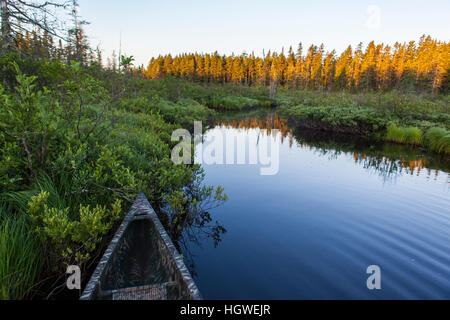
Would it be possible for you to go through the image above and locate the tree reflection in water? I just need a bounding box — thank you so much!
[214,111,450,181]
[168,110,449,277]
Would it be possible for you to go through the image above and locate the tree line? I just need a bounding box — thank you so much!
[145,36,449,94]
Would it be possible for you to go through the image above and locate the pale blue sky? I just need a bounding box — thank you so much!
[78,0,449,67]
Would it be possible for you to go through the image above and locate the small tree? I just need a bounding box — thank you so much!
[120,54,135,71]
[65,0,90,64]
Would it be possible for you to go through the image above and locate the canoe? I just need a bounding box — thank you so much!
[80,193,202,300]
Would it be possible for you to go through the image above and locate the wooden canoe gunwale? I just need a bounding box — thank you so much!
[80,193,202,300]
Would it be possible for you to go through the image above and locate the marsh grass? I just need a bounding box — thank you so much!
[0,206,44,300]
[403,127,423,145]
[5,174,70,215]
[386,125,450,154]
[386,124,423,145]
[425,128,450,154]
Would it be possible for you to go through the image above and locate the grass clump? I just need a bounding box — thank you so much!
[424,127,450,154]
[0,206,44,300]
[386,124,423,145]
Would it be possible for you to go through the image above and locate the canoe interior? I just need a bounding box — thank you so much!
[80,193,201,300]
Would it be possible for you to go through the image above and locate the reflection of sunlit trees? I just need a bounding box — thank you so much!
[358,154,441,183]
[355,156,447,182]
[217,113,295,147]
[282,124,448,180]
[312,142,446,180]
[313,141,446,180]
[215,113,449,181]
[353,155,432,178]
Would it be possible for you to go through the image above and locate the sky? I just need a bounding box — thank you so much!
[77,0,449,67]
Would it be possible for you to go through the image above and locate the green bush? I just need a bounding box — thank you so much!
[209,95,258,110]
[153,98,213,126]
[435,134,450,154]
[277,88,449,130]
[281,104,387,134]
[27,190,123,271]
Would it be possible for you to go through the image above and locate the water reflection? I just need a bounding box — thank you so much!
[214,111,450,182]
[184,110,450,299]
[158,175,228,277]
[216,111,295,147]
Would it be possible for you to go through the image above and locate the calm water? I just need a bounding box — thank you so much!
[182,112,450,300]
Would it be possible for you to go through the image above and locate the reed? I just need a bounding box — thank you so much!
[0,207,44,300]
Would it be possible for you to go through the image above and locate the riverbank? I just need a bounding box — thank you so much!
[180,81,450,154]
[280,104,449,155]
[273,89,449,154]
[148,78,449,154]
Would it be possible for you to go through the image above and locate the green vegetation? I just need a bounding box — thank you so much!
[281,104,386,134]
[146,36,449,95]
[387,124,423,145]
[279,89,449,128]
[0,50,447,300]
[278,89,449,154]
[424,127,450,154]
[0,54,226,299]
[210,95,259,110]
[0,0,448,300]
[0,203,44,300]
[209,95,273,110]
[142,77,275,111]
[382,124,449,154]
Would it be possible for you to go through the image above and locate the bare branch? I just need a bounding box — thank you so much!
[2,0,72,51]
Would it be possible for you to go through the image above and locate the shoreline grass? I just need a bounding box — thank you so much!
[0,207,44,300]
[384,125,450,154]
[424,127,450,154]
[386,124,423,146]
